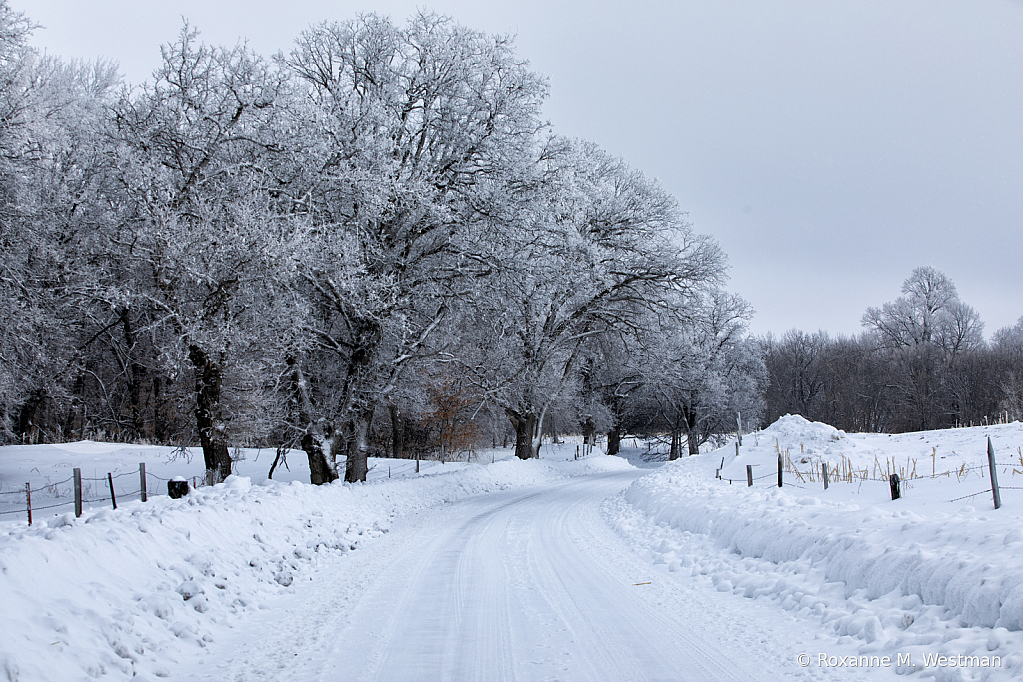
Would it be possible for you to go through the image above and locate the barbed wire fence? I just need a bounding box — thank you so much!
[0,464,189,526]
[0,454,436,525]
[718,437,1020,510]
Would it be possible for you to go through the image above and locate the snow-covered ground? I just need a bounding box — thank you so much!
[605,416,1023,681]
[0,440,494,522]
[1,419,1022,681]
[0,440,627,681]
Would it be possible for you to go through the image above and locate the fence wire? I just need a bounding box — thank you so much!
[949,489,993,503]
[720,457,1021,505]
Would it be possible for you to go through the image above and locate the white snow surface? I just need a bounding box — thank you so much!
[2,418,1022,681]
[0,446,628,681]
[605,415,1023,681]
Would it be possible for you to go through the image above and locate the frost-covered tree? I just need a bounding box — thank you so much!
[862,266,984,430]
[462,137,724,459]
[109,26,295,478]
[281,13,547,481]
[992,318,1023,422]
[638,290,765,458]
[0,2,124,442]
[862,266,985,364]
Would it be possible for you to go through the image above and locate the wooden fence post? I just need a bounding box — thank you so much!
[889,473,901,500]
[73,468,82,517]
[822,462,829,490]
[988,437,1002,510]
[139,463,147,503]
[735,442,739,458]
[25,483,31,526]
[747,465,753,487]
[107,473,117,510]
[777,453,783,488]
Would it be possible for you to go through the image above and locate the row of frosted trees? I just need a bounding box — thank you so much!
[1,4,767,481]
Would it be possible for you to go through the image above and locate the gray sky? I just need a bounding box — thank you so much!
[18,0,1023,338]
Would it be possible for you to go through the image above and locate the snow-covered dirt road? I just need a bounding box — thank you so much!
[169,469,891,682]
[6,425,1020,681]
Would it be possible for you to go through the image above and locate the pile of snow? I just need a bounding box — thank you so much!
[605,417,1023,681]
[763,413,845,445]
[0,450,630,681]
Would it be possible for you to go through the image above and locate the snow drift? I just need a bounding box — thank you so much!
[606,416,1023,681]
[0,454,631,681]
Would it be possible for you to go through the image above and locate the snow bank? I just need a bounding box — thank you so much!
[605,417,1023,681]
[0,454,630,681]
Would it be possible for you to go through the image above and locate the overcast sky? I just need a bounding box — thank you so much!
[17,0,1023,338]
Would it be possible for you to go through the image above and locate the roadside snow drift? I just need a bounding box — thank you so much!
[606,416,1023,681]
[0,454,630,682]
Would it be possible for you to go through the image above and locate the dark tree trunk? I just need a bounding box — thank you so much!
[388,402,403,459]
[188,345,232,481]
[581,417,595,447]
[344,407,374,482]
[507,408,540,460]
[120,309,146,439]
[607,427,621,457]
[304,432,337,485]
[152,376,167,443]
[287,357,338,485]
[683,408,701,456]
[668,429,681,461]
[15,391,44,444]
[65,374,85,440]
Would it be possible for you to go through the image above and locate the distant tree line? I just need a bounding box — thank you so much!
[762,266,1022,433]
[0,3,767,481]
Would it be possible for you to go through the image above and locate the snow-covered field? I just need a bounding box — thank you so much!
[0,440,495,522]
[605,416,1023,681]
[2,418,1022,681]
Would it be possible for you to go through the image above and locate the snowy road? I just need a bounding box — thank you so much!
[172,469,888,682]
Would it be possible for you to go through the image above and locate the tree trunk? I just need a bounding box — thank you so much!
[684,408,701,456]
[607,427,621,457]
[120,309,146,439]
[304,432,337,485]
[388,402,403,459]
[344,407,374,482]
[188,345,232,481]
[152,376,167,443]
[15,392,43,444]
[507,408,542,460]
[668,429,681,461]
[288,357,338,485]
[581,417,595,447]
[65,374,85,440]
[531,404,547,458]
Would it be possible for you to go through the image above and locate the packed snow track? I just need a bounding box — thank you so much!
[174,470,766,682]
